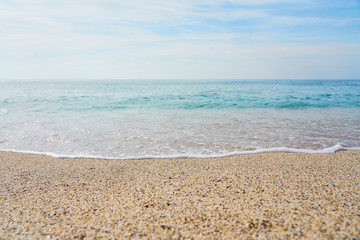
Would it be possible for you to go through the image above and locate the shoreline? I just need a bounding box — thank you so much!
[1,150,359,238]
[0,144,357,160]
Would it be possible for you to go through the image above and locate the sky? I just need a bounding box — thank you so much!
[0,0,360,80]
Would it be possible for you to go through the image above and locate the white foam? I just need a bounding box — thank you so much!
[0,145,358,160]
[0,109,8,114]
[1,108,359,160]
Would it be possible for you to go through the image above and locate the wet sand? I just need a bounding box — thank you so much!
[1,150,359,239]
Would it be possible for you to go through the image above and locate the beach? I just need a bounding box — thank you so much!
[2,0,360,237]
[1,150,359,239]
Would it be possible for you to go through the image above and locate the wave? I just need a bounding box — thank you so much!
[1,145,359,160]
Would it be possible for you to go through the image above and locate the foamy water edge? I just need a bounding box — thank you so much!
[1,145,359,160]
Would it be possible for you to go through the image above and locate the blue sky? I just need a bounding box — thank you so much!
[0,0,359,79]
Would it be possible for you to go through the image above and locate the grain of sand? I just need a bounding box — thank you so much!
[1,150,359,239]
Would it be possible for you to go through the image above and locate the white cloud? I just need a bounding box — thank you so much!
[2,40,359,79]
[0,0,359,79]
[269,16,328,26]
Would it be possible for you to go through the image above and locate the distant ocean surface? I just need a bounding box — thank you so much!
[0,80,359,159]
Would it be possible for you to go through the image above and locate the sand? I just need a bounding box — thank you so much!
[0,150,359,239]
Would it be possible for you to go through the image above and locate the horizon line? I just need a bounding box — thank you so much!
[1,78,359,81]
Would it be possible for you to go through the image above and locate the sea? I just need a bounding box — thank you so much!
[0,80,359,159]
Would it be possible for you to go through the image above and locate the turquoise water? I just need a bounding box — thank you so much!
[2,80,360,111]
[0,80,359,158]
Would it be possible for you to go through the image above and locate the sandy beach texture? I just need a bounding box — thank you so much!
[1,151,359,239]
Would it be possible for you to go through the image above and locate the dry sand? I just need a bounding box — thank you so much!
[0,150,359,239]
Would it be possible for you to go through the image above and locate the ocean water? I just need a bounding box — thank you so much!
[0,80,359,159]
